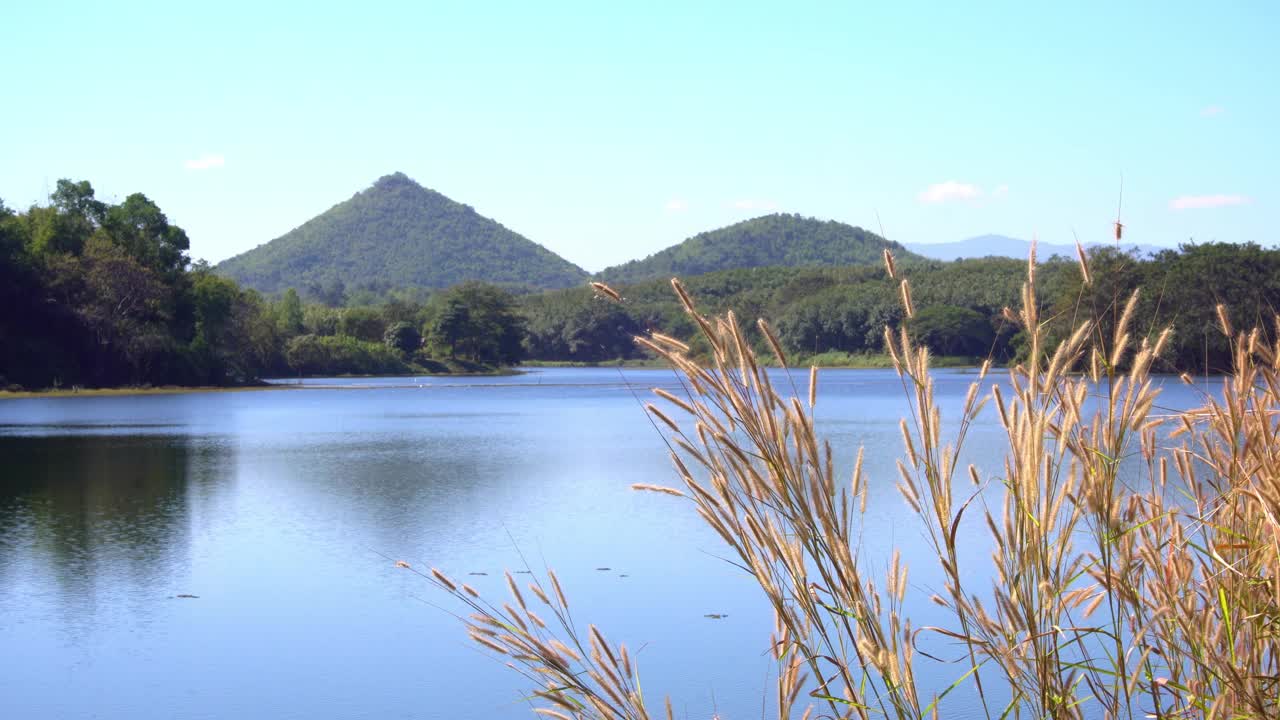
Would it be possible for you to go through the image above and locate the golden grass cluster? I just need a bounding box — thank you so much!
[417,245,1280,719]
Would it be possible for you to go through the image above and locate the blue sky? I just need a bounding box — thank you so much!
[1,1,1275,271]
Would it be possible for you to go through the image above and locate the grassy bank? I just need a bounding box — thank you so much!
[1,363,520,399]
[796,350,980,368]
[523,354,981,370]
[519,358,669,369]
[0,384,289,400]
[411,358,519,375]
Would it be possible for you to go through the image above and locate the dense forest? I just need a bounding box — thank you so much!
[216,172,588,298]
[597,214,920,284]
[3,178,1277,391]
[0,182,528,389]
[526,259,1051,365]
[0,180,271,389]
[532,244,1280,374]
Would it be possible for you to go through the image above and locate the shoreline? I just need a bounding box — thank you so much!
[522,355,985,370]
[519,359,669,369]
[0,368,525,399]
[0,384,291,400]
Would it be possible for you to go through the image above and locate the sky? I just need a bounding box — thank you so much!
[1,1,1276,272]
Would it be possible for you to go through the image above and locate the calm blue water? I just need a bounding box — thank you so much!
[0,368,1216,719]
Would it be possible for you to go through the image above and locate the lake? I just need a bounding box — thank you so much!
[0,367,1215,719]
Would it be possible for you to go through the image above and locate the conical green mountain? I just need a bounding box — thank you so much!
[216,173,588,294]
[597,214,920,284]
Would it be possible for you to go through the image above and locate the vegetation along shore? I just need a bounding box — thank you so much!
[4,173,1277,393]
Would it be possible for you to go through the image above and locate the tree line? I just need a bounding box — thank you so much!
[522,244,1280,374]
[0,181,528,389]
[3,179,1276,390]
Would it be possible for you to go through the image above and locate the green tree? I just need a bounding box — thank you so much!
[522,289,644,361]
[431,298,472,359]
[51,179,107,225]
[102,193,190,275]
[0,179,287,388]
[338,306,386,342]
[303,305,341,336]
[426,282,526,365]
[68,236,173,383]
[185,271,279,384]
[17,180,107,258]
[1150,242,1280,371]
[383,321,422,357]
[558,301,641,361]
[277,288,305,336]
[25,204,92,256]
[285,334,407,376]
[380,297,423,326]
[907,305,996,356]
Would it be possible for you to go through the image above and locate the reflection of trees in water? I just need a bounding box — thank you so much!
[0,435,235,626]
[247,431,537,556]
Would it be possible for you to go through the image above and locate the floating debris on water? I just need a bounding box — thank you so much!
[174,594,199,599]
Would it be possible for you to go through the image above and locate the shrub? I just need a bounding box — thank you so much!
[906,304,993,356]
[284,334,407,376]
[337,306,386,343]
[383,321,421,357]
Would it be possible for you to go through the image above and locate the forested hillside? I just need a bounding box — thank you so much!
[597,214,920,284]
[523,243,1280,373]
[525,258,1051,364]
[216,173,588,298]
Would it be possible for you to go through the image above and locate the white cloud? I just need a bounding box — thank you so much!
[664,198,688,212]
[1169,194,1251,210]
[184,153,225,170]
[918,181,982,204]
[1200,105,1225,117]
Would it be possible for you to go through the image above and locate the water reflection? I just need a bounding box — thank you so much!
[0,370,1228,720]
[0,436,235,629]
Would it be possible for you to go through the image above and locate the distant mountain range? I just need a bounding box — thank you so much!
[216,173,589,295]
[216,175,1174,298]
[597,214,918,284]
[905,234,1163,262]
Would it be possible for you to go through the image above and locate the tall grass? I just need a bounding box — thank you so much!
[415,246,1280,719]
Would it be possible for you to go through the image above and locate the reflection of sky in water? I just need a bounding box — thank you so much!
[0,368,1223,719]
